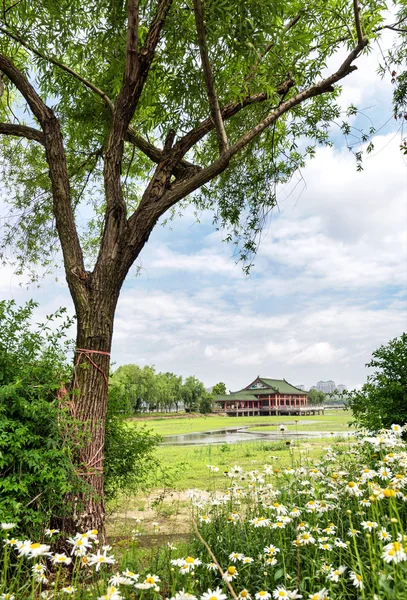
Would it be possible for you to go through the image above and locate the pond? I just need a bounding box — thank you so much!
[161,424,354,446]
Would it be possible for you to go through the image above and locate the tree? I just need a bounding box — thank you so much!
[181,376,206,412]
[212,382,227,396]
[0,0,390,531]
[347,334,407,431]
[308,389,326,405]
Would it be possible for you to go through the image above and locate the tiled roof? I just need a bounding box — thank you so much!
[215,378,308,401]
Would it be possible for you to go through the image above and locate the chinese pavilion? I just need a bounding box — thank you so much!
[215,377,310,416]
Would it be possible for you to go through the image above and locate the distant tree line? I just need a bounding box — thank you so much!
[307,389,348,405]
[109,365,219,414]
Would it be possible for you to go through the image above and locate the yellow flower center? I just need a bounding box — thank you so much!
[228,566,236,575]
[145,577,155,584]
[185,557,195,564]
[384,488,396,497]
[209,596,217,600]
[30,543,41,549]
[240,591,248,598]
[348,482,355,488]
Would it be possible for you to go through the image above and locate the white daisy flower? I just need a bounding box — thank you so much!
[382,541,407,564]
[229,552,244,562]
[52,553,72,565]
[88,550,115,571]
[255,592,271,600]
[201,587,227,600]
[308,590,329,600]
[44,529,59,537]
[361,520,378,531]
[222,565,238,582]
[349,572,364,589]
[171,590,198,600]
[1,524,16,531]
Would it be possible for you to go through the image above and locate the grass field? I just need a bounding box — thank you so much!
[109,410,355,536]
[129,409,353,436]
[152,435,350,489]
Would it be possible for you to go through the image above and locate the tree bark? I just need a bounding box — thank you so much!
[59,274,120,535]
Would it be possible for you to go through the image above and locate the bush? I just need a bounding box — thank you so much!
[0,300,81,537]
[0,300,161,536]
[104,388,161,503]
[347,333,407,431]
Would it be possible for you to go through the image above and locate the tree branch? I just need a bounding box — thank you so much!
[0,23,195,175]
[0,53,85,283]
[193,0,228,154]
[159,39,368,210]
[171,79,294,162]
[0,122,44,144]
[100,0,173,265]
[353,0,363,45]
[245,11,302,84]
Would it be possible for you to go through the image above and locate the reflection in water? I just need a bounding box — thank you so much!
[161,426,353,446]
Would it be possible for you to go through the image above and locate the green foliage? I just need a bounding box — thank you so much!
[110,364,207,413]
[0,300,81,537]
[0,0,389,272]
[308,388,326,405]
[104,387,162,503]
[212,382,227,396]
[181,375,206,412]
[198,392,213,414]
[347,333,407,431]
[0,301,163,532]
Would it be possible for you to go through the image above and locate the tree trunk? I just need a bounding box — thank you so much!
[59,276,119,536]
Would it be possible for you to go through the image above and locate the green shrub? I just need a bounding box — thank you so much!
[0,300,162,535]
[0,300,81,537]
[104,388,161,503]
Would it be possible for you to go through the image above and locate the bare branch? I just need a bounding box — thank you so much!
[0,53,85,279]
[353,0,364,45]
[0,122,44,144]
[193,0,228,154]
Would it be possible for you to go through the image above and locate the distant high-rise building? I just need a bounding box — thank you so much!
[336,384,347,394]
[296,384,306,391]
[316,380,336,394]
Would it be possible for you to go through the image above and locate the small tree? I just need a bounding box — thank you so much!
[212,382,227,396]
[308,389,326,405]
[347,334,407,431]
[181,375,206,412]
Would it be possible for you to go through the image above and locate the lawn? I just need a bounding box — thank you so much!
[128,409,353,437]
[151,435,351,490]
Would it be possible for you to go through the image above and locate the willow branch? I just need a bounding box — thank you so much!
[353,0,363,44]
[245,11,302,84]
[160,39,368,209]
[0,53,85,278]
[193,0,228,154]
[0,122,44,144]
[0,22,195,174]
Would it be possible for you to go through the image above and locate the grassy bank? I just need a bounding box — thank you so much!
[128,409,352,437]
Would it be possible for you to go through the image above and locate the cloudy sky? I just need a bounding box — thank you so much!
[1,30,406,392]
